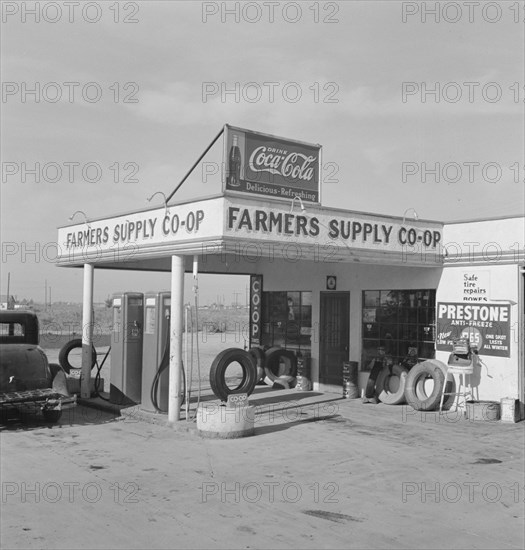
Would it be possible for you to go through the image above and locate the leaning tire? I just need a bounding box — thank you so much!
[377,365,408,405]
[375,367,389,398]
[415,359,456,410]
[264,347,297,383]
[248,347,266,384]
[404,360,446,411]
[209,348,258,401]
[365,361,384,399]
[59,339,96,373]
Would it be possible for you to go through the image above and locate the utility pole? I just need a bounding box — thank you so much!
[6,272,10,310]
[45,279,48,309]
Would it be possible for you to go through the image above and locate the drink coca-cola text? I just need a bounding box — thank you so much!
[248,146,316,182]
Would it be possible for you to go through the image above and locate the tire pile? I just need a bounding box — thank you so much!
[209,346,298,402]
[366,359,455,411]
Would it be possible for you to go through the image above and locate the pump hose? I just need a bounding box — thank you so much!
[93,346,111,401]
[189,289,202,421]
[150,324,186,413]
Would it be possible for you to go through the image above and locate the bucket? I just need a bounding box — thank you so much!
[296,355,312,391]
[500,398,518,423]
[343,361,359,399]
[466,400,500,422]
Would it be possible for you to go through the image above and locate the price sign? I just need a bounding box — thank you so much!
[226,393,248,407]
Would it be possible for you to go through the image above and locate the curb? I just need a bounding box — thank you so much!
[78,396,199,432]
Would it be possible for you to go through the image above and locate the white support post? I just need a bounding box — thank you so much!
[169,255,185,423]
[81,264,94,399]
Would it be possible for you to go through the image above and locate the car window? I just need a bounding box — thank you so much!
[0,322,25,338]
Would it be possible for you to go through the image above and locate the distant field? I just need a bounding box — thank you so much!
[45,332,248,389]
[39,333,111,350]
[34,301,249,390]
[33,302,248,350]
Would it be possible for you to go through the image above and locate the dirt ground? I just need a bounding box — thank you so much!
[2,333,524,549]
[1,387,524,550]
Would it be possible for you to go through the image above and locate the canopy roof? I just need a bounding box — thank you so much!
[57,194,444,272]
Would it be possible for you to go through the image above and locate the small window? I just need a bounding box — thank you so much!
[261,291,312,354]
[0,322,24,337]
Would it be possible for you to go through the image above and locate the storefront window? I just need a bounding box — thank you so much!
[361,289,436,371]
[261,291,312,354]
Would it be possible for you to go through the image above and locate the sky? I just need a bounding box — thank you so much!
[1,0,524,303]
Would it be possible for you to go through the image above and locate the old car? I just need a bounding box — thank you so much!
[0,310,76,423]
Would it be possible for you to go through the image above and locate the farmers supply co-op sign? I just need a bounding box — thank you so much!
[223,125,321,203]
[57,195,443,267]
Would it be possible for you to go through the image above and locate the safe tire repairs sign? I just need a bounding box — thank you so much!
[436,302,511,357]
[223,125,321,203]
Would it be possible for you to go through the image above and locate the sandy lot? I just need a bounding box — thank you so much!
[2,333,524,549]
[1,385,524,550]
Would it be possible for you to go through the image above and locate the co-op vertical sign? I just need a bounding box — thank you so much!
[223,124,321,203]
[250,275,263,347]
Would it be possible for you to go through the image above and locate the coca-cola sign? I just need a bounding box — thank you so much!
[224,125,320,203]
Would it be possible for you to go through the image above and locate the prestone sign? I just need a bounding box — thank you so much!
[436,302,511,357]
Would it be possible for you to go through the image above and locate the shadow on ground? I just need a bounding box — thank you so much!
[0,404,118,432]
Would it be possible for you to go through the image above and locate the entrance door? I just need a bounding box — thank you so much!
[320,292,350,386]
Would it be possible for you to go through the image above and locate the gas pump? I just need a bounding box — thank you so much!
[141,291,171,412]
[109,292,144,405]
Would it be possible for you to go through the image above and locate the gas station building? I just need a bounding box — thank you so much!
[56,126,525,422]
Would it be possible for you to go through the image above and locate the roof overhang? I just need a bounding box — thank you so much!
[56,195,445,271]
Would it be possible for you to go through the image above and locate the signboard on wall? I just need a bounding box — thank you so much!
[56,197,224,265]
[249,275,263,346]
[436,302,510,358]
[462,271,490,302]
[225,201,443,256]
[223,125,321,203]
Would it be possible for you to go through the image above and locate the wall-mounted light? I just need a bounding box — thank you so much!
[147,191,170,218]
[69,210,91,229]
[402,207,419,225]
[290,195,305,213]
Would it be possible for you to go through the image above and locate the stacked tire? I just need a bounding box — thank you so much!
[369,359,453,411]
[404,359,455,411]
[263,347,297,388]
[376,364,408,405]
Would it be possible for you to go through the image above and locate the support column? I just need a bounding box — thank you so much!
[81,264,94,399]
[169,255,185,423]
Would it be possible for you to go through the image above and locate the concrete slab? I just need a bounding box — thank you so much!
[1,391,523,550]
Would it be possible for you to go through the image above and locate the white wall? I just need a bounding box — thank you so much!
[436,263,521,401]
